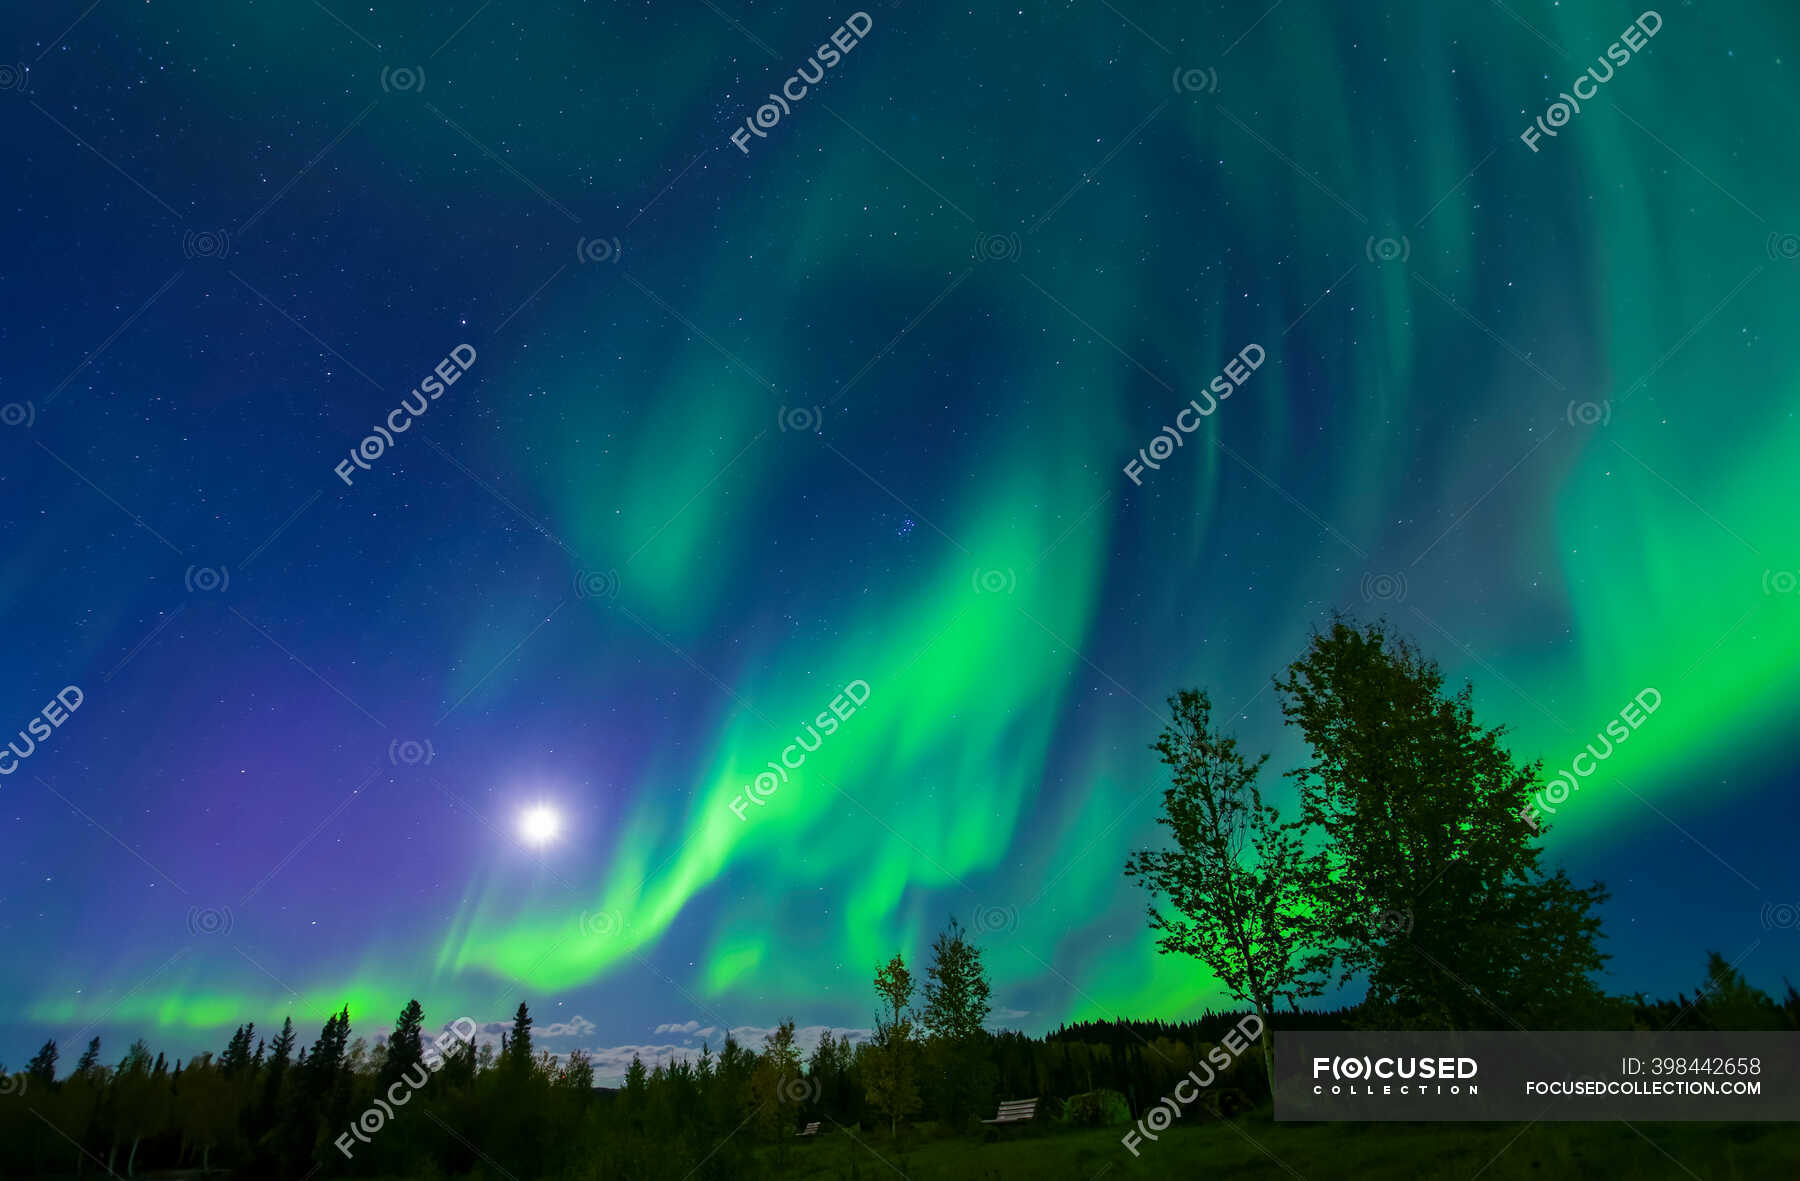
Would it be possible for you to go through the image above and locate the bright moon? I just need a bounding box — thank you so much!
[518,804,562,846]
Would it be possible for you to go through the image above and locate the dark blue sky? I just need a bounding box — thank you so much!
[3,0,1797,1076]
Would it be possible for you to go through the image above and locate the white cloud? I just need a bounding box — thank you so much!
[536,1016,598,1039]
[652,1020,715,1037]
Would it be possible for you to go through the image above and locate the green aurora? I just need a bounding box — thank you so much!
[12,0,1799,1058]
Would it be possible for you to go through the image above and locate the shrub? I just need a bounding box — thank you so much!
[1059,1089,1130,1127]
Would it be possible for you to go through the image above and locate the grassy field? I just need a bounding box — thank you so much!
[761,1115,1800,1179]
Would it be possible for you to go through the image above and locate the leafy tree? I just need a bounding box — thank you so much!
[920,918,992,1040]
[110,1040,164,1177]
[74,1036,103,1077]
[874,954,914,1035]
[344,1035,370,1077]
[806,1029,856,1121]
[560,1048,595,1090]
[1125,688,1327,1089]
[1276,616,1609,1027]
[866,954,922,1137]
[177,1053,232,1175]
[750,1019,804,1142]
[920,918,998,1127]
[806,1027,839,1086]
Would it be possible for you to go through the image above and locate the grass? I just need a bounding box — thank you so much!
[761,1114,1800,1179]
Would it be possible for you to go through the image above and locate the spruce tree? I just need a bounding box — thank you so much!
[26,1038,59,1084]
[504,1001,533,1074]
[220,1024,255,1075]
[381,999,426,1087]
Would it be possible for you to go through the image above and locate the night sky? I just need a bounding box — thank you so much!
[4,0,1797,1080]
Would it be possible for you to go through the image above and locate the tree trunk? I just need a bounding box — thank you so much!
[1258,1007,1276,1099]
[128,1135,140,1178]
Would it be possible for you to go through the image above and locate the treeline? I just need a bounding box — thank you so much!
[0,917,1283,1179]
[4,947,1796,1180]
[0,916,1196,1179]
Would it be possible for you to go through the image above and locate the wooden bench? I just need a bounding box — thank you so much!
[795,1121,822,1137]
[980,1098,1038,1125]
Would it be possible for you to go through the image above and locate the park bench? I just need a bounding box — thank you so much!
[796,1121,821,1137]
[980,1098,1039,1125]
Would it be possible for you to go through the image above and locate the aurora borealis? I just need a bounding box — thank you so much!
[4,0,1798,1077]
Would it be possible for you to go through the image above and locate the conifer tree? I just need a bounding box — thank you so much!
[382,999,426,1087]
[26,1038,59,1085]
[504,1001,534,1074]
